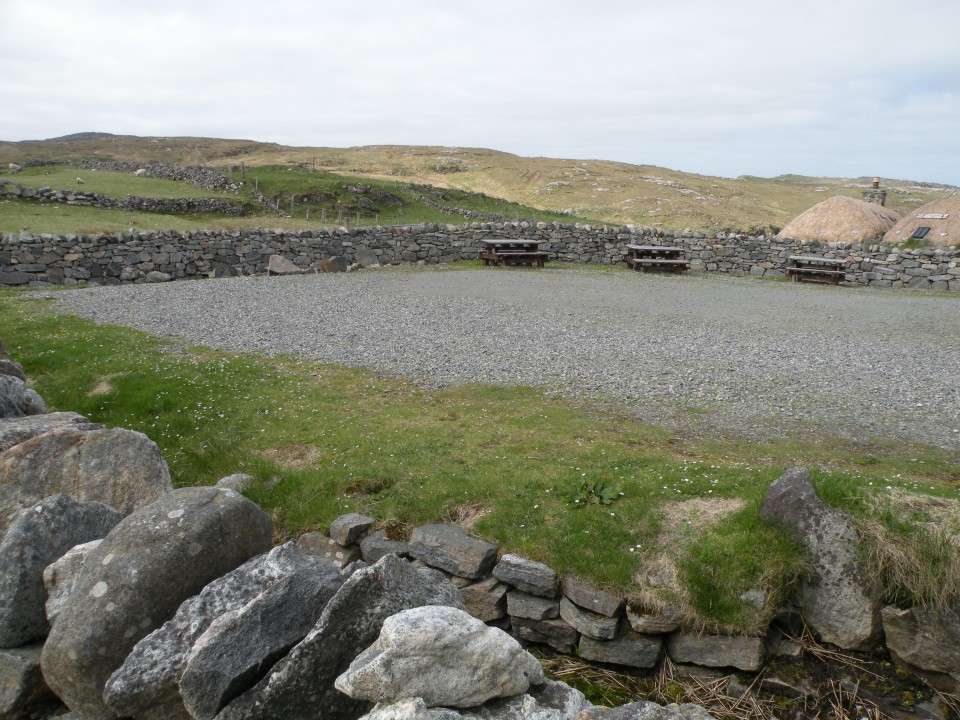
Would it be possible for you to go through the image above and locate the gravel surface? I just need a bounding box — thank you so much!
[35,267,960,452]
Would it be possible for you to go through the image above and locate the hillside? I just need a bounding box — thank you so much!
[1,133,956,232]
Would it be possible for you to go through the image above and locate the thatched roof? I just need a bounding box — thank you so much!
[778,195,901,243]
[883,197,960,247]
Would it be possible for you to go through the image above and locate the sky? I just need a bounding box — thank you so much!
[2,1,959,184]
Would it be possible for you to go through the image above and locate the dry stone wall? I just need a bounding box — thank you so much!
[0,181,243,217]
[1,222,959,291]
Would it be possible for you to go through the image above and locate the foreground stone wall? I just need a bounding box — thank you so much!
[2,222,959,291]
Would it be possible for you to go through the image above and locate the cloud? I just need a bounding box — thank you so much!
[1,0,958,183]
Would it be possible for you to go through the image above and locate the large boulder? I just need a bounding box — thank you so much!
[0,375,44,419]
[216,554,464,720]
[0,494,120,648]
[0,412,102,453]
[0,358,26,381]
[104,542,342,720]
[759,467,882,650]
[335,605,544,708]
[881,605,960,693]
[40,487,272,719]
[0,427,172,533]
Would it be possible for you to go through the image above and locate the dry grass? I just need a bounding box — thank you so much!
[259,444,321,469]
[86,375,116,397]
[633,498,746,619]
[444,501,491,530]
[777,195,900,243]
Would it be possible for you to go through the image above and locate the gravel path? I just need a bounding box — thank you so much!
[35,267,960,452]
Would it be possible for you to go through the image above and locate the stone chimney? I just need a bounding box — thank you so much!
[862,176,886,206]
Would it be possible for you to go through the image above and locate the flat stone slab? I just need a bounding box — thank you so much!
[560,596,619,640]
[667,631,765,672]
[510,616,578,653]
[626,606,684,634]
[493,554,557,597]
[561,577,623,617]
[507,591,559,621]
[579,627,662,669]
[408,524,498,579]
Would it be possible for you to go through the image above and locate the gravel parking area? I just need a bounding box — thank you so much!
[37,267,960,452]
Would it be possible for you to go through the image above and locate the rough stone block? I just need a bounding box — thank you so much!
[510,616,578,653]
[329,513,375,546]
[459,576,508,622]
[408,524,498,579]
[578,627,662,668]
[667,631,765,672]
[559,596,619,640]
[297,531,361,568]
[507,591,559,620]
[493,553,557,597]
[561,576,623,617]
[359,529,411,563]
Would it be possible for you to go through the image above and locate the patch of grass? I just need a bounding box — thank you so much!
[1,290,957,632]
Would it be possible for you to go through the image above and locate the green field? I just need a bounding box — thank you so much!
[3,289,957,635]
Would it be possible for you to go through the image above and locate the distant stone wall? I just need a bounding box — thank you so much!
[20,159,236,191]
[1,222,958,291]
[0,181,243,217]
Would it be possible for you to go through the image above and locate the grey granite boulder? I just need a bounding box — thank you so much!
[493,554,558,597]
[0,427,172,534]
[0,412,102,453]
[43,539,102,626]
[881,604,960,693]
[179,559,346,719]
[335,605,544,708]
[355,248,381,268]
[267,254,303,275]
[409,524,499,579]
[357,679,594,720]
[0,494,120,648]
[215,554,464,720]
[0,643,61,719]
[104,542,340,720]
[41,487,272,719]
[0,375,44,419]
[759,467,882,650]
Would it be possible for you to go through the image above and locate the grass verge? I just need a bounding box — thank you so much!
[1,289,957,633]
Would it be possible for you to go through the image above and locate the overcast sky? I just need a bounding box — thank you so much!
[2,1,958,184]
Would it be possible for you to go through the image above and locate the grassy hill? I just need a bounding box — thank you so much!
[1,133,956,233]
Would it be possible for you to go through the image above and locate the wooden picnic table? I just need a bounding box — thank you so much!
[786,255,847,285]
[479,239,551,267]
[624,245,690,273]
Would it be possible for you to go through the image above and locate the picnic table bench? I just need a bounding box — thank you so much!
[624,245,690,273]
[480,239,551,267]
[786,255,847,285]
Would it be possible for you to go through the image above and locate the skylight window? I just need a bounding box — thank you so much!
[912,226,930,239]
